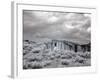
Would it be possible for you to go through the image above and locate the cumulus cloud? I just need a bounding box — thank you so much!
[23,10,91,44]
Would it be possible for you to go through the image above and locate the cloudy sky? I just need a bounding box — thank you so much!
[23,10,91,44]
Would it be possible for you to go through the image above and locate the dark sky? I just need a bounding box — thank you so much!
[23,10,91,44]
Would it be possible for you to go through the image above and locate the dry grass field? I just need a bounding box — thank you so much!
[23,40,91,69]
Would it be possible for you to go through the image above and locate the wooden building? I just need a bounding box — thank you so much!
[45,40,90,52]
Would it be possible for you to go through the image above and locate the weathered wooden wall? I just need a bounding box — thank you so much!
[45,40,90,52]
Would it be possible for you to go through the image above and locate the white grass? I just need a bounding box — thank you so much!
[23,40,91,69]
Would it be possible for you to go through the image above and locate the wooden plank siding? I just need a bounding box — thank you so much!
[45,40,90,52]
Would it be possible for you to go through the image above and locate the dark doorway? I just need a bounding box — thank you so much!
[55,43,57,47]
[75,45,77,52]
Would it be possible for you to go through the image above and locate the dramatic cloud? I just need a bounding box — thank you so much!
[23,10,91,44]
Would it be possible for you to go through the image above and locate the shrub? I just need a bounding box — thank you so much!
[55,53,61,58]
[43,60,52,67]
[71,54,76,57]
[23,50,29,55]
[31,65,43,69]
[50,56,55,60]
[61,54,72,59]
[28,58,35,62]
[44,49,50,53]
[75,58,85,64]
[23,61,31,69]
[23,63,28,69]
[32,50,40,53]
[23,65,28,69]
[61,59,69,65]
[29,62,43,69]
[79,52,91,59]
[26,54,43,62]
